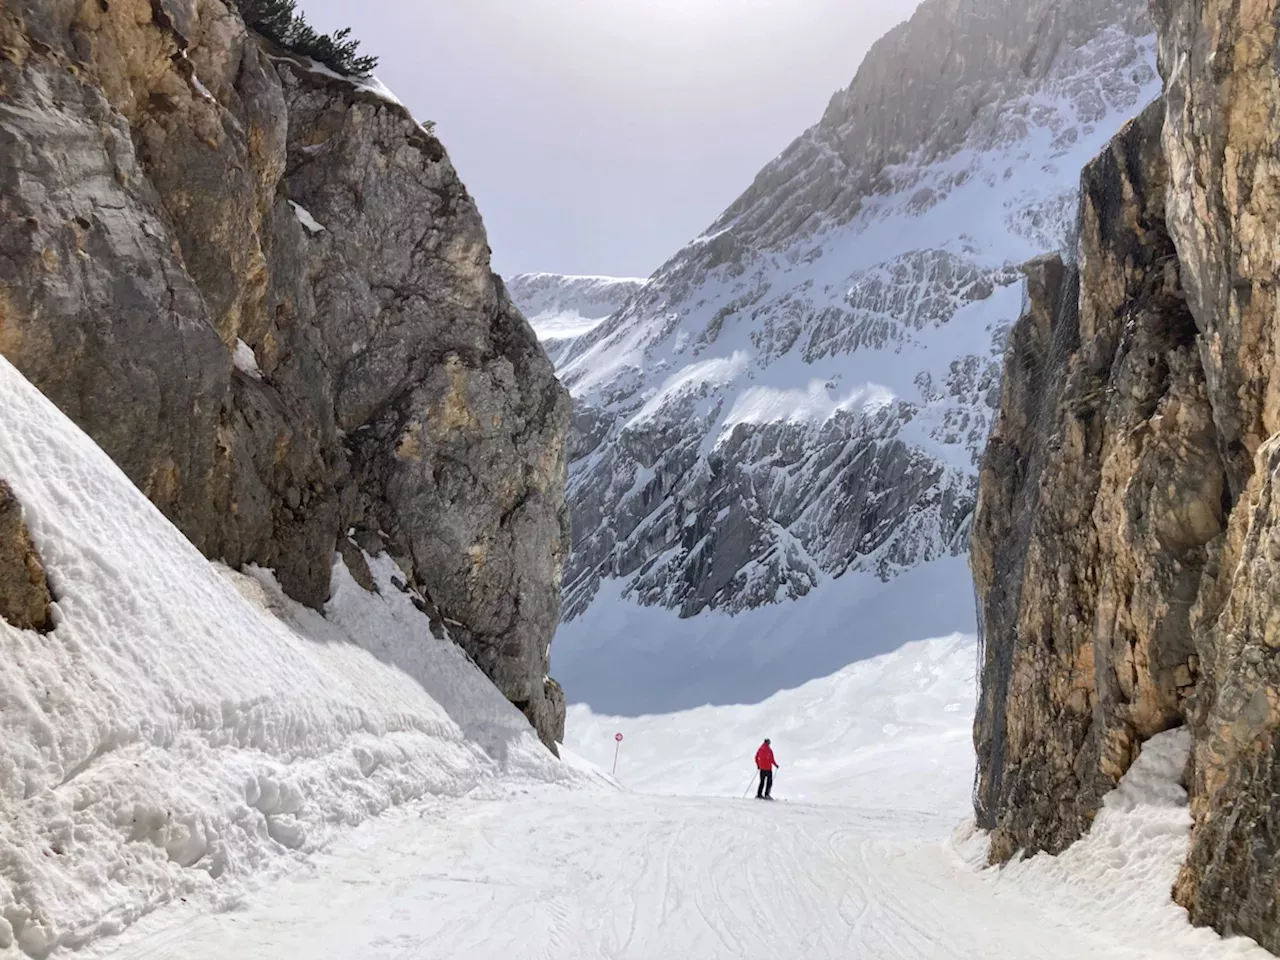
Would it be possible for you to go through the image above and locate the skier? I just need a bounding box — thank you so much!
[755,738,779,799]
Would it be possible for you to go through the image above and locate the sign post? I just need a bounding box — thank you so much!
[612,732,623,775]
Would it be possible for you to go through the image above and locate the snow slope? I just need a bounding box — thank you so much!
[0,355,582,957]
[566,632,977,810]
[96,644,1269,960]
[507,0,1160,714]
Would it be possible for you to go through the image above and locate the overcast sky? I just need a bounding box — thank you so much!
[297,0,920,279]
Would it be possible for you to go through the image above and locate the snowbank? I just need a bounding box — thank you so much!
[956,729,1270,958]
[0,356,580,956]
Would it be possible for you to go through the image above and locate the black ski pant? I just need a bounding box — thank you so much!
[757,769,773,798]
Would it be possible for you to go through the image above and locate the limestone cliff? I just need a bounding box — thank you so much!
[974,0,1280,949]
[973,98,1211,855]
[0,0,570,749]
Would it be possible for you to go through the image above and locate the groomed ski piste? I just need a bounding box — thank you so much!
[0,354,1268,959]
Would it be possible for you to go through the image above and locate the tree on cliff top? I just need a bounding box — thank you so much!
[234,0,379,78]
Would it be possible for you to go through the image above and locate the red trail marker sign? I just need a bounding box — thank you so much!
[612,732,623,775]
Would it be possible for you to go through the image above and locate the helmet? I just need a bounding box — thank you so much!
[764,738,771,744]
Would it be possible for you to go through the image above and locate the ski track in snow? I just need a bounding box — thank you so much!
[100,794,1045,960]
[96,683,1269,960]
[99,735,1269,960]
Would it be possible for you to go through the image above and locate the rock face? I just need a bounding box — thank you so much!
[0,0,570,748]
[509,0,1157,708]
[1157,0,1280,944]
[973,99,1213,859]
[974,0,1280,948]
[0,481,52,633]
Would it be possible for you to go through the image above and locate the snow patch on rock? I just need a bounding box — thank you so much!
[232,339,262,379]
[288,200,326,234]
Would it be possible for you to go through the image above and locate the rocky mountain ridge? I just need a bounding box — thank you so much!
[0,0,569,748]
[972,0,1280,950]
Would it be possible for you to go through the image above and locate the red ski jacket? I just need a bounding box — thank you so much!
[755,743,776,770]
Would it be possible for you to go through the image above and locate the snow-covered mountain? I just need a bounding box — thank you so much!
[505,274,647,365]
[510,0,1159,713]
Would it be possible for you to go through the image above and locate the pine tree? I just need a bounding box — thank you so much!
[234,0,378,78]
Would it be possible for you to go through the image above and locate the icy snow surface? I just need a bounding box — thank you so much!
[97,643,1268,960]
[0,356,580,957]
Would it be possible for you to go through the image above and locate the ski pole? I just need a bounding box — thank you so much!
[743,775,755,799]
